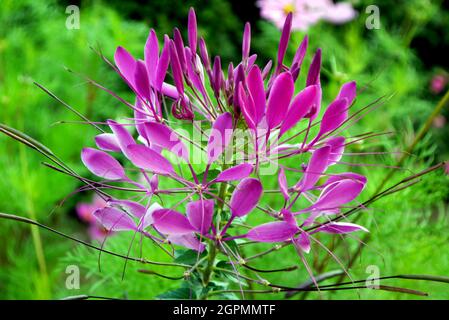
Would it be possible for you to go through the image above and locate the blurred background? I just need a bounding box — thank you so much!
[1,0,449,299]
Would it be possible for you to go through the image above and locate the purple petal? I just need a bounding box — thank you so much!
[325,172,367,187]
[126,144,174,175]
[312,179,365,210]
[337,81,357,106]
[81,148,126,180]
[107,120,135,156]
[134,60,151,100]
[295,232,311,253]
[169,40,185,95]
[262,60,273,79]
[155,35,171,91]
[212,56,222,96]
[292,35,308,68]
[278,167,289,201]
[279,85,318,137]
[266,72,294,130]
[297,146,331,191]
[152,209,196,234]
[141,202,162,229]
[186,199,214,234]
[144,29,159,85]
[326,136,346,166]
[108,199,147,219]
[207,112,233,164]
[230,178,263,217]
[93,207,136,231]
[94,133,121,152]
[238,83,256,129]
[247,221,298,243]
[173,28,187,73]
[168,234,205,252]
[150,174,159,192]
[276,13,292,72]
[144,122,189,161]
[314,98,349,141]
[215,163,253,182]
[315,222,368,234]
[114,46,136,86]
[306,49,322,86]
[247,65,266,125]
[188,8,198,55]
[242,22,251,61]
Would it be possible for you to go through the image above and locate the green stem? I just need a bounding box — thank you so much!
[202,240,217,289]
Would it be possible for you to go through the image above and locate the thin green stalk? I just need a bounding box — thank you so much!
[19,138,50,299]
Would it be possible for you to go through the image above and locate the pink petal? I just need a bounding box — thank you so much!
[126,144,174,175]
[312,179,365,210]
[314,98,348,141]
[242,22,251,61]
[326,136,346,166]
[144,122,189,161]
[323,3,357,24]
[168,234,205,252]
[207,112,233,164]
[297,146,331,192]
[93,207,136,231]
[325,172,367,187]
[337,81,357,106]
[186,199,214,234]
[215,163,253,182]
[188,8,198,55]
[153,35,170,91]
[152,209,196,234]
[306,49,321,86]
[114,46,136,87]
[292,35,308,69]
[107,120,135,156]
[266,72,294,130]
[134,60,151,100]
[247,65,266,125]
[238,83,257,129]
[247,221,298,243]
[279,85,318,137]
[278,167,289,201]
[94,133,121,152]
[230,178,263,217]
[276,12,292,71]
[108,199,146,219]
[295,232,311,253]
[144,29,159,86]
[315,222,368,234]
[81,148,126,180]
[141,202,162,229]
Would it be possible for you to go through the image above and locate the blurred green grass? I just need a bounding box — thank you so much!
[1,0,449,299]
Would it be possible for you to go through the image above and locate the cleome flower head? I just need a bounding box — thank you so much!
[80,8,368,260]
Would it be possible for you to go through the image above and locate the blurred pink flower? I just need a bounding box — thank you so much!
[76,195,110,241]
[430,74,448,94]
[257,0,357,30]
[433,115,446,128]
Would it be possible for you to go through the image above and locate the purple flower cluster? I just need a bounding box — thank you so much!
[81,9,368,255]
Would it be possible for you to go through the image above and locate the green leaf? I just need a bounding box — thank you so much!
[157,287,197,300]
[197,169,220,184]
[174,249,207,266]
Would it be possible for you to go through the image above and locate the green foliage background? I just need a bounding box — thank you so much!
[0,0,448,299]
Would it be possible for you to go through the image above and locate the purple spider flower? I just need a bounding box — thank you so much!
[79,8,368,258]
